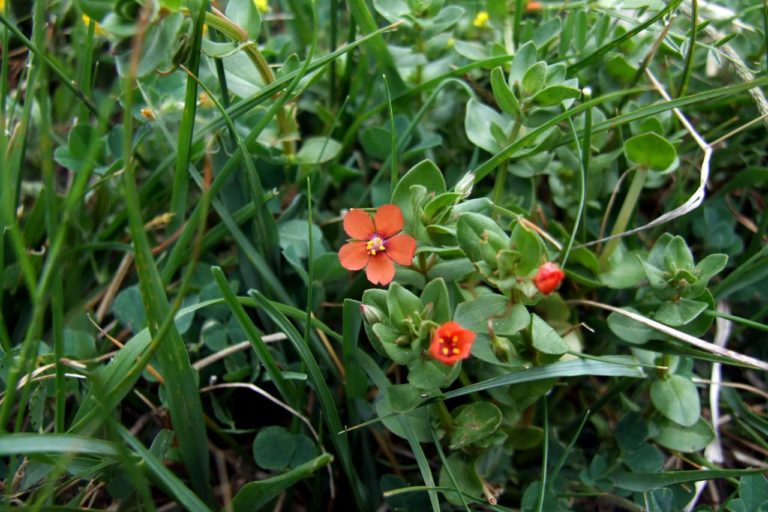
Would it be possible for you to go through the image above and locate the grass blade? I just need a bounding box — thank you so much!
[248,289,367,508]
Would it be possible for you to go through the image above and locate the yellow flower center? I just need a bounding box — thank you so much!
[254,0,270,13]
[437,335,461,356]
[366,235,386,256]
[473,11,489,28]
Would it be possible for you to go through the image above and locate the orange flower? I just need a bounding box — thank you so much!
[338,204,416,286]
[429,321,476,365]
[534,261,564,295]
[526,1,543,13]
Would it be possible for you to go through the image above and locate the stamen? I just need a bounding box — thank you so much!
[366,235,387,255]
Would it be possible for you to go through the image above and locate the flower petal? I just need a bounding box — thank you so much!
[429,321,476,365]
[343,209,375,240]
[365,254,395,285]
[338,242,370,270]
[374,204,404,238]
[385,234,416,266]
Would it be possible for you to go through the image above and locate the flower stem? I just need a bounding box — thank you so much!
[599,168,647,268]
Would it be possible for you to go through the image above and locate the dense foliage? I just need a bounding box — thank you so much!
[1,0,767,510]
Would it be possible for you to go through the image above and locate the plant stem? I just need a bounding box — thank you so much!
[599,168,647,267]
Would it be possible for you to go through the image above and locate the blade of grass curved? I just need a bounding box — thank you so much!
[248,290,366,509]
[398,418,440,512]
[211,266,298,407]
[383,486,515,511]
[443,358,646,400]
[0,14,98,115]
[341,358,647,433]
[572,300,768,371]
[342,300,367,402]
[610,468,766,493]
[473,76,768,184]
[70,297,342,431]
[356,352,439,507]
[432,429,470,512]
[356,350,440,511]
[345,0,405,94]
[568,0,682,73]
[116,424,214,512]
[231,454,333,512]
[0,434,120,457]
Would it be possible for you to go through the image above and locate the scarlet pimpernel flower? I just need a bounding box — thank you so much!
[534,261,565,295]
[429,321,476,365]
[338,204,416,286]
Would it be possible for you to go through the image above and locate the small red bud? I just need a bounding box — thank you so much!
[534,262,564,295]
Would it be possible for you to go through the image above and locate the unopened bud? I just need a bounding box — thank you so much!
[454,173,475,198]
[360,304,385,324]
[534,261,565,295]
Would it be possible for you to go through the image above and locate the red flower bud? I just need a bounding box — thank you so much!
[534,262,564,295]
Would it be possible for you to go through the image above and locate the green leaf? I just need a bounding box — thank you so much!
[253,426,296,470]
[438,454,483,505]
[112,285,148,333]
[115,14,185,77]
[53,125,105,172]
[63,329,97,359]
[531,84,581,106]
[407,357,459,391]
[530,314,569,355]
[420,278,450,324]
[375,395,433,443]
[623,132,677,171]
[696,252,729,278]
[509,223,543,275]
[652,417,713,453]
[465,98,507,154]
[505,426,543,450]
[664,236,694,271]
[428,5,465,33]
[426,258,475,281]
[231,454,333,512]
[456,212,509,265]
[289,435,318,468]
[616,412,649,451]
[654,298,708,327]
[650,375,700,427]
[454,294,527,335]
[491,66,521,117]
[607,309,656,344]
[522,62,547,96]
[392,159,446,229]
[510,41,537,85]
[372,0,409,23]
[387,383,424,413]
[278,219,325,259]
[295,137,342,165]
[225,0,262,40]
[623,444,664,473]
[728,474,768,512]
[450,401,503,449]
[422,192,462,221]
[600,249,645,289]
[386,282,423,328]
